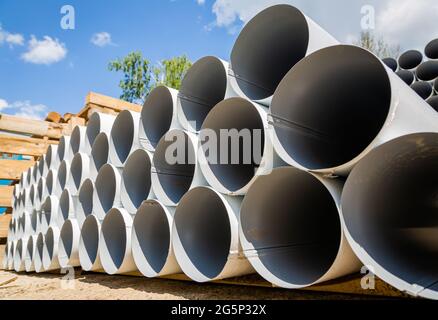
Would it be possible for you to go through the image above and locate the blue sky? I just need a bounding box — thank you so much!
[1,0,437,119]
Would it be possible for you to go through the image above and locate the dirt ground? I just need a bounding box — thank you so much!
[0,244,372,300]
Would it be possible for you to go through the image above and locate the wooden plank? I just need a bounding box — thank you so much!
[0,134,58,156]
[78,92,142,118]
[0,114,71,139]
[0,159,35,180]
[45,112,63,123]
[0,214,12,239]
[0,186,13,208]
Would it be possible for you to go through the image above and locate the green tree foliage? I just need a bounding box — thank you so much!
[355,31,400,59]
[109,53,192,103]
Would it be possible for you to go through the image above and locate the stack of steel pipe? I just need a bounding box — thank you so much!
[3,4,438,300]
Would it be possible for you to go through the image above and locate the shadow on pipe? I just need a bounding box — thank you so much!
[42,226,60,271]
[79,214,102,271]
[58,219,81,268]
[93,164,121,220]
[85,112,115,153]
[90,132,109,180]
[77,179,94,227]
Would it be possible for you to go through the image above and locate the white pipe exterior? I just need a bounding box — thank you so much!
[229,4,338,106]
[99,207,137,274]
[177,57,238,133]
[24,235,38,272]
[172,186,254,282]
[58,219,81,268]
[84,112,116,153]
[89,132,110,181]
[77,178,94,228]
[67,152,90,195]
[93,164,122,220]
[270,45,438,176]
[139,86,181,151]
[42,226,61,271]
[79,214,103,271]
[69,125,87,155]
[199,97,278,195]
[152,129,207,206]
[14,237,29,272]
[58,189,79,227]
[34,233,45,273]
[120,149,154,214]
[132,200,182,277]
[109,110,141,167]
[239,167,361,288]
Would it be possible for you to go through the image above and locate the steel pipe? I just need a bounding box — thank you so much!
[341,133,438,300]
[93,164,122,220]
[34,233,45,273]
[56,135,71,164]
[382,57,398,72]
[89,132,109,181]
[416,61,438,82]
[14,237,28,272]
[77,178,94,227]
[45,169,57,197]
[139,86,180,151]
[177,57,237,133]
[270,45,438,176]
[24,235,38,272]
[121,149,154,214]
[411,81,434,100]
[32,161,40,186]
[398,50,423,71]
[45,144,59,171]
[18,212,31,238]
[396,70,415,86]
[69,125,87,155]
[427,96,438,112]
[29,184,38,210]
[31,209,39,236]
[199,97,277,195]
[152,129,206,206]
[425,38,438,60]
[67,152,90,195]
[7,240,17,271]
[172,186,253,282]
[79,214,102,271]
[85,112,116,153]
[36,176,46,209]
[58,219,81,268]
[132,200,181,277]
[109,110,141,167]
[42,226,61,271]
[230,4,338,106]
[25,167,33,189]
[240,167,360,288]
[40,195,59,234]
[99,207,137,274]
[55,160,70,197]
[58,189,79,227]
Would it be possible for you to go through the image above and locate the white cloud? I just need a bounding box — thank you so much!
[21,35,67,65]
[91,32,114,47]
[0,25,24,47]
[0,99,48,120]
[196,0,206,5]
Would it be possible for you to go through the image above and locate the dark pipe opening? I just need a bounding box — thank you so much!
[96,165,117,215]
[342,133,438,291]
[425,39,438,60]
[416,61,438,81]
[70,126,82,154]
[79,180,93,218]
[123,150,152,209]
[102,210,126,268]
[91,133,109,173]
[86,114,102,149]
[58,137,68,162]
[175,188,231,279]
[154,132,195,203]
[59,190,70,222]
[231,5,309,101]
[271,45,391,170]
[81,216,99,265]
[398,50,423,70]
[70,154,83,190]
[382,57,398,72]
[46,172,54,195]
[141,86,174,148]
[396,70,415,85]
[411,81,433,100]
[135,202,170,273]
[60,222,73,258]
[427,96,438,112]
[201,98,265,191]
[58,162,68,190]
[180,57,227,132]
[111,111,135,164]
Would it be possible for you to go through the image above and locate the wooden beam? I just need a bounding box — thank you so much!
[0,186,13,208]
[45,111,63,123]
[0,214,12,239]
[0,159,35,180]
[0,114,71,139]
[78,92,142,118]
[0,134,58,156]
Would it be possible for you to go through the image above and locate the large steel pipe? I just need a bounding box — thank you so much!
[121,149,154,214]
[427,96,438,112]
[24,235,38,272]
[79,214,102,271]
[382,57,398,72]
[132,200,181,277]
[32,162,40,186]
[99,208,137,274]
[199,97,276,195]
[58,219,81,268]
[172,187,253,282]
[18,213,31,239]
[45,169,57,197]
[42,226,61,271]
[93,164,122,220]
[411,81,434,100]
[341,133,438,300]
[177,57,236,133]
[77,179,94,227]
[89,132,109,181]
[36,176,46,209]
[152,129,206,206]
[56,136,71,164]
[34,233,45,273]
[45,144,59,171]
[270,45,438,176]
[30,209,39,236]
[25,167,33,190]
[416,61,438,82]
[425,38,438,60]
[58,189,78,227]
[85,112,116,153]
[230,4,338,106]
[55,160,70,197]
[38,156,48,179]
[69,125,87,155]
[14,237,29,272]
[109,110,141,167]
[396,70,415,86]
[398,50,423,71]
[67,152,90,195]
[40,195,59,234]
[240,167,360,288]
[29,184,38,210]
[139,86,180,151]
